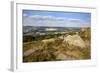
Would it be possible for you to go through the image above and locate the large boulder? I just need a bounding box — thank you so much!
[63,34,86,49]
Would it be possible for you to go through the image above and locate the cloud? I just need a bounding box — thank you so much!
[23,13,28,17]
[23,14,90,27]
[27,15,66,21]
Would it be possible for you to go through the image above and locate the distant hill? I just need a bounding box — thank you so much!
[23,26,81,34]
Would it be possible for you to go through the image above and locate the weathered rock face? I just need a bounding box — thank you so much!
[56,53,67,60]
[42,38,55,43]
[63,34,86,49]
[79,28,91,40]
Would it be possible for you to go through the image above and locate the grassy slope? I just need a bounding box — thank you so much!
[23,28,91,62]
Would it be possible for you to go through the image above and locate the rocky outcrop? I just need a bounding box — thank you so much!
[63,34,86,49]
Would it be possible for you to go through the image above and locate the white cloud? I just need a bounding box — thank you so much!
[23,13,28,17]
[23,15,90,27]
[27,15,66,21]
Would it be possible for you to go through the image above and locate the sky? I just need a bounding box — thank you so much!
[23,10,91,27]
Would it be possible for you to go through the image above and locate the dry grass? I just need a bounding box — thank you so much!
[23,28,91,62]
